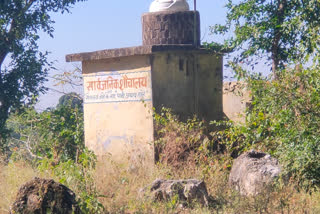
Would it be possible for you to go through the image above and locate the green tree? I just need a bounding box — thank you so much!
[0,0,87,141]
[57,92,83,110]
[211,0,320,76]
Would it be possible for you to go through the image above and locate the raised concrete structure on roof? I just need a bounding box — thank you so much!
[142,11,200,46]
[65,4,224,161]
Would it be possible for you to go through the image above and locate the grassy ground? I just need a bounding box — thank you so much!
[0,160,39,213]
[1,156,320,214]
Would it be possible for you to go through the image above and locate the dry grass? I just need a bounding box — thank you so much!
[0,155,320,214]
[93,155,320,214]
[0,160,39,213]
[95,155,211,213]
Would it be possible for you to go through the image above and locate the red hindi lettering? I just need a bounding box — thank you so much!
[87,81,96,91]
[139,76,147,87]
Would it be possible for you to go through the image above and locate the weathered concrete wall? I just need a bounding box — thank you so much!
[223,81,250,123]
[82,56,154,159]
[197,53,223,121]
[151,51,223,121]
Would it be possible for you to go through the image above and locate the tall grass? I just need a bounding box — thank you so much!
[0,155,320,213]
[0,160,38,213]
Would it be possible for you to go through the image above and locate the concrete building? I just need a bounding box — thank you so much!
[66,0,223,159]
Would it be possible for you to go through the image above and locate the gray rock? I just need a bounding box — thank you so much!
[141,179,209,207]
[229,150,281,196]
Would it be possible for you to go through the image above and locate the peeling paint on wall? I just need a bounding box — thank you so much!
[103,135,134,149]
[83,66,154,158]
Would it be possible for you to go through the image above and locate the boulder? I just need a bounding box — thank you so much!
[229,150,281,196]
[141,179,209,207]
[11,177,80,214]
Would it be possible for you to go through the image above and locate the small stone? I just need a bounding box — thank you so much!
[141,179,209,207]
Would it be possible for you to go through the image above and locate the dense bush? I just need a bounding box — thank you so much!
[223,67,320,189]
[154,108,226,168]
[37,149,104,213]
[6,95,84,163]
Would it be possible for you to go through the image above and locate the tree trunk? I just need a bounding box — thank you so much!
[271,35,281,78]
[271,0,287,79]
[0,98,9,136]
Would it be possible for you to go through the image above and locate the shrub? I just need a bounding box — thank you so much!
[37,149,104,213]
[154,108,226,168]
[6,95,84,163]
[226,67,320,189]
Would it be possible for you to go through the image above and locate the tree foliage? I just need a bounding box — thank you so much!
[57,92,83,110]
[0,0,87,140]
[211,0,320,75]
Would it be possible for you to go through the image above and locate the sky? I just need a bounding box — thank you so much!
[36,0,229,109]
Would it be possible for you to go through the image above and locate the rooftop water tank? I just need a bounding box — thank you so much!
[149,0,190,12]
